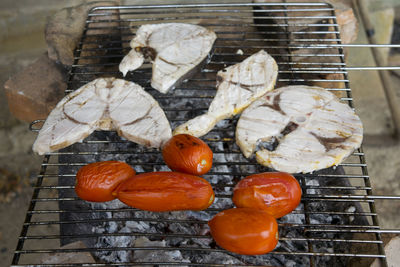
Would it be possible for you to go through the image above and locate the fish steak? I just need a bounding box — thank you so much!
[236,85,363,173]
[33,78,172,155]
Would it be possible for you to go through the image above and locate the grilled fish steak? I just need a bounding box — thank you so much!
[236,85,363,173]
[119,23,217,93]
[32,78,172,155]
[173,50,278,137]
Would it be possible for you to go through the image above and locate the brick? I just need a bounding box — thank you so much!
[4,53,67,122]
[336,5,358,44]
[45,1,120,66]
[254,0,358,44]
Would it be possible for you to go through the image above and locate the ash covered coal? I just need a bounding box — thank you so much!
[57,130,370,266]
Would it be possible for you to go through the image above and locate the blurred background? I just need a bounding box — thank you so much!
[0,0,399,265]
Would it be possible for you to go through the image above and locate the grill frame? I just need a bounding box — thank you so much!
[11,2,400,266]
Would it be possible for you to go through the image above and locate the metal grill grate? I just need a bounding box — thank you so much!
[11,2,400,267]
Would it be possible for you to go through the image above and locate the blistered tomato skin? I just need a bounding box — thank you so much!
[232,172,302,218]
[162,134,213,175]
[114,171,215,212]
[75,161,136,202]
[208,208,278,255]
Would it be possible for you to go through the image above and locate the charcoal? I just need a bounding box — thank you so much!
[132,237,190,266]
[187,251,245,265]
[125,221,152,233]
[186,210,212,222]
[95,232,132,263]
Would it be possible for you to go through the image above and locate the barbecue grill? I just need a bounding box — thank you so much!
[11,2,400,266]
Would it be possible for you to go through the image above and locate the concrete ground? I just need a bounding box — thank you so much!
[0,1,399,266]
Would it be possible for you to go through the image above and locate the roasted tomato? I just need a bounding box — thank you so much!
[75,161,136,202]
[114,171,215,212]
[162,134,213,175]
[232,172,302,218]
[208,208,278,255]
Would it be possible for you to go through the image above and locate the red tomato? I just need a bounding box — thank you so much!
[114,171,215,212]
[75,161,136,202]
[232,172,302,218]
[208,208,278,255]
[162,134,213,175]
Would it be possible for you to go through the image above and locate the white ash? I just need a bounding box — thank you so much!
[215,118,231,129]
[235,252,310,267]
[94,226,133,263]
[126,220,152,232]
[133,237,190,266]
[167,222,209,247]
[305,179,321,195]
[236,49,244,55]
[185,210,212,221]
[284,260,298,267]
[346,206,356,222]
[224,152,243,163]
[189,251,245,265]
[311,215,332,225]
[90,199,126,210]
[346,206,356,213]
[279,206,306,225]
[211,197,233,210]
[168,222,202,235]
[191,225,213,248]
[208,169,234,185]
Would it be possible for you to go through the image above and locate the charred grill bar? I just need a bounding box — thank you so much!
[11,2,400,267]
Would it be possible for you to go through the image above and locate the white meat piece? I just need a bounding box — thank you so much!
[119,23,217,93]
[173,50,278,137]
[236,85,363,173]
[119,49,144,77]
[32,78,172,155]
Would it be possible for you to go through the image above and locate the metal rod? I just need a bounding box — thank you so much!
[17,233,385,244]
[11,155,50,265]
[13,247,386,258]
[92,3,333,9]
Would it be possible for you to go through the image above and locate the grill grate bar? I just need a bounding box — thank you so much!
[70,53,346,60]
[13,248,385,258]
[77,36,343,46]
[81,28,341,34]
[33,184,373,191]
[25,209,378,217]
[19,234,384,244]
[71,61,350,67]
[65,78,351,84]
[28,196,386,204]
[36,173,372,179]
[39,162,367,168]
